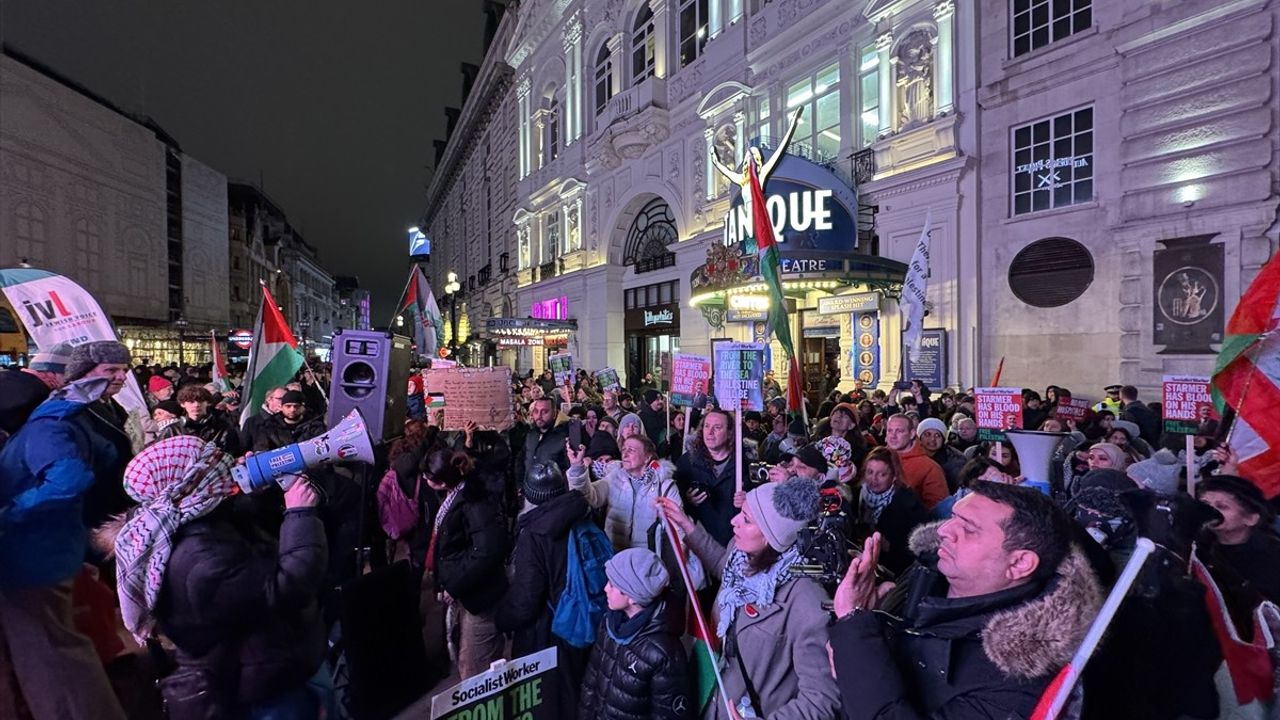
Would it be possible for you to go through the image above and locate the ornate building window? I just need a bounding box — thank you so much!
[1012,106,1093,215]
[546,95,561,164]
[632,5,657,85]
[785,62,841,159]
[858,45,881,146]
[75,218,102,289]
[594,43,614,115]
[624,198,677,273]
[544,210,561,261]
[14,202,46,264]
[678,0,709,68]
[1012,0,1091,57]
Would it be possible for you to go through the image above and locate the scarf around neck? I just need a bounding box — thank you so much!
[859,483,896,524]
[116,436,236,642]
[714,545,802,638]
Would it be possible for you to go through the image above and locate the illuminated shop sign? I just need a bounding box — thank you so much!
[721,154,859,257]
[531,296,569,320]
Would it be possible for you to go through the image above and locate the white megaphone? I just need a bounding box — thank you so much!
[233,409,376,494]
[1004,429,1067,496]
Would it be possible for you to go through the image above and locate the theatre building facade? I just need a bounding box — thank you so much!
[420,0,983,397]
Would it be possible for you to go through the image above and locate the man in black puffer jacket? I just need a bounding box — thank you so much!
[578,549,691,720]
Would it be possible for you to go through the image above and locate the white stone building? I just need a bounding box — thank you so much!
[427,0,978,398]
[976,0,1280,397]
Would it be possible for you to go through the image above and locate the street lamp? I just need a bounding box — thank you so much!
[174,315,189,366]
[299,319,311,360]
[445,271,461,353]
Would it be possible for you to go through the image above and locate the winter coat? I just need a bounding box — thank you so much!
[830,522,1102,719]
[0,397,129,589]
[496,490,594,708]
[0,367,51,435]
[578,602,692,720]
[252,413,327,452]
[158,411,244,456]
[684,526,841,720]
[638,405,667,446]
[853,484,930,577]
[572,460,706,588]
[1120,400,1162,446]
[154,502,329,706]
[925,444,967,494]
[894,442,949,510]
[674,448,742,547]
[521,421,571,481]
[238,409,276,454]
[432,478,509,615]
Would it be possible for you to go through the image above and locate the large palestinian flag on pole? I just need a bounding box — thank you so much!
[239,284,302,428]
[400,266,443,358]
[1212,253,1280,493]
[746,159,804,415]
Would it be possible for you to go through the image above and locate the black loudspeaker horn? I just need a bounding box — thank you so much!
[328,329,411,442]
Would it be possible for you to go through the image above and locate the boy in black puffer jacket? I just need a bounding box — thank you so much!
[578,548,691,720]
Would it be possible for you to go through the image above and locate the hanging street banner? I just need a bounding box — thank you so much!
[670,353,712,407]
[430,647,559,720]
[975,387,1024,442]
[0,267,148,419]
[1162,375,1218,435]
[713,342,766,411]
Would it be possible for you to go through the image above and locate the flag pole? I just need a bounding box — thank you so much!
[659,516,743,720]
[239,282,267,429]
[1222,327,1276,448]
[386,267,416,329]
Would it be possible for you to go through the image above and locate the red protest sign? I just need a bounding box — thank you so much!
[975,387,1023,441]
[1162,375,1217,434]
[1055,397,1091,423]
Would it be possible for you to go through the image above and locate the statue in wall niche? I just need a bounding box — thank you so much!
[713,123,737,166]
[896,30,935,129]
[566,207,581,251]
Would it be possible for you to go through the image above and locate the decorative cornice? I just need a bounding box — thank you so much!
[933,0,956,21]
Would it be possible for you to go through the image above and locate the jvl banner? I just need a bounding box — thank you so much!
[0,267,147,417]
[430,647,560,720]
[1162,375,1217,435]
[975,387,1023,442]
[713,342,765,411]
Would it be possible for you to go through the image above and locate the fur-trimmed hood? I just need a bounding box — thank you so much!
[907,521,1103,680]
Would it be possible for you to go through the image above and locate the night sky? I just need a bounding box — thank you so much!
[1,1,485,323]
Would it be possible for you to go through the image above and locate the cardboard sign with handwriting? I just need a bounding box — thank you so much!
[425,367,514,431]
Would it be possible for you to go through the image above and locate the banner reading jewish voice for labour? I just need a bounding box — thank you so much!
[594,367,621,392]
[714,342,766,411]
[975,387,1024,442]
[430,646,559,720]
[670,353,712,407]
[1162,375,1217,435]
[0,267,148,417]
[549,352,575,387]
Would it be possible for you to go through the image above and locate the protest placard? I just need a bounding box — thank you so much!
[425,367,514,431]
[549,353,575,387]
[670,354,712,407]
[713,343,765,411]
[1054,396,1091,423]
[975,387,1023,442]
[594,367,621,392]
[1162,375,1218,434]
[430,647,559,720]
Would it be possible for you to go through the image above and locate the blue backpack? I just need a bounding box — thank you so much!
[551,519,613,648]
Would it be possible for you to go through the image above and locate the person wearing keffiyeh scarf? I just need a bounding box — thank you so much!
[654,476,839,719]
[853,447,931,576]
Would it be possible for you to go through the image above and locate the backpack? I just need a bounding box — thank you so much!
[551,519,613,648]
[376,468,421,540]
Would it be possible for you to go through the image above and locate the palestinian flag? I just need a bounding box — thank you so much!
[746,159,804,416]
[401,266,443,358]
[662,518,733,718]
[1212,253,1280,493]
[239,284,302,428]
[210,330,230,393]
[1189,554,1278,713]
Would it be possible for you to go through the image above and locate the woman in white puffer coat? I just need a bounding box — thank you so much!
[567,433,705,589]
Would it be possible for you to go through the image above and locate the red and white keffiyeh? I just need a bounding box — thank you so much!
[115,435,236,641]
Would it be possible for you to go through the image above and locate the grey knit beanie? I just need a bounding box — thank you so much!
[605,548,669,606]
[1126,449,1182,496]
[744,476,820,552]
[63,341,131,381]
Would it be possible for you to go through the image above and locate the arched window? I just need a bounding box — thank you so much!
[547,95,561,163]
[631,6,656,86]
[14,202,46,264]
[75,218,102,289]
[594,43,614,116]
[624,198,677,273]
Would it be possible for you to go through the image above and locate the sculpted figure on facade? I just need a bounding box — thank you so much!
[709,106,803,241]
[896,30,935,128]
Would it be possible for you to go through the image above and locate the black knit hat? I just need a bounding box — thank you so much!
[787,417,808,438]
[1198,475,1274,524]
[642,389,661,405]
[524,461,568,505]
[585,430,620,460]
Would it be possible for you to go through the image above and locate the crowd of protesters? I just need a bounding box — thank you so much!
[1,343,1277,719]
